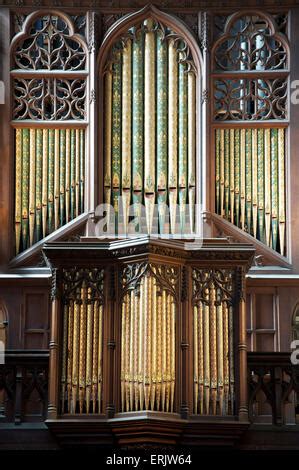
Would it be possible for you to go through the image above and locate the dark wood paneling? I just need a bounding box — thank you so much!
[0,286,50,349]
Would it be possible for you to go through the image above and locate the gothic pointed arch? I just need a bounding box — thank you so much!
[98,5,202,237]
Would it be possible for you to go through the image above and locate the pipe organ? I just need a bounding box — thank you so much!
[103,19,197,236]
[44,238,254,437]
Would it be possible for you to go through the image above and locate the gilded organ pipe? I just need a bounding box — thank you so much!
[120,266,177,413]
[104,19,197,237]
[215,128,286,255]
[60,269,104,415]
[15,128,85,254]
[193,269,234,416]
[29,128,36,246]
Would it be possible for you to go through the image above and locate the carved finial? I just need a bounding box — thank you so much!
[90,88,96,104]
[200,11,209,51]
[181,266,188,302]
[88,12,98,53]
[201,89,209,104]
[109,266,116,301]
[235,266,246,302]
[51,268,59,301]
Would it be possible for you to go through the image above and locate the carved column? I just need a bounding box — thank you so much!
[180,266,190,419]
[200,11,211,236]
[105,265,116,418]
[87,11,98,211]
[236,266,248,421]
[48,268,60,419]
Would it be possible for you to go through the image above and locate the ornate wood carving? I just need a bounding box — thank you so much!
[0,352,49,424]
[121,262,180,301]
[192,267,234,306]
[5,0,298,7]
[248,353,299,425]
[13,78,87,120]
[11,14,87,71]
[50,267,59,300]
[213,13,288,71]
[214,77,287,121]
[199,11,209,51]
[62,267,104,304]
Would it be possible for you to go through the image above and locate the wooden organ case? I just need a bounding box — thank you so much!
[43,237,254,447]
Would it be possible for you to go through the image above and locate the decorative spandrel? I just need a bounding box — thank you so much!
[192,267,235,416]
[120,262,179,413]
[60,268,104,415]
[121,262,180,301]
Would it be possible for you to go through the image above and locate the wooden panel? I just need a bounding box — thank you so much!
[255,293,274,329]
[0,286,50,350]
[23,291,49,350]
[256,333,275,352]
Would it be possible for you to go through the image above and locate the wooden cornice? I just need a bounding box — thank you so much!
[42,236,255,269]
[206,212,291,269]
[0,1,296,10]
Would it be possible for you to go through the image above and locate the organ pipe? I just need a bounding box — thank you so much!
[14,128,85,254]
[193,277,234,416]
[104,19,197,237]
[61,281,103,415]
[120,272,176,413]
[215,128,286,255]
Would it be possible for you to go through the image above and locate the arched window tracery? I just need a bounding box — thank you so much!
[11,12,88,255]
